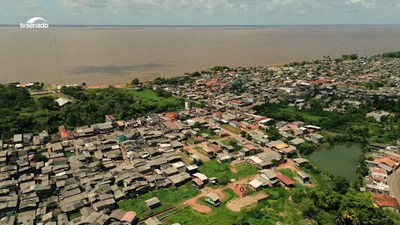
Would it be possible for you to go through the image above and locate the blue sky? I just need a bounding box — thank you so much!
[2,0,400,25]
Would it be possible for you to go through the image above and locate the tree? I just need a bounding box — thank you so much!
[38,96,59,110]
[131,78,140,86]
[266,126,281,141]
[297,141,317,155]
[332,176,350,194]
[95,162,106,171]
[32,152,47,162]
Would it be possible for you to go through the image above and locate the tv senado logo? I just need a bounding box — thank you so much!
[20,17,49,29]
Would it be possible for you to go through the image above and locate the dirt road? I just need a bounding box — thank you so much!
[183,174,258,214]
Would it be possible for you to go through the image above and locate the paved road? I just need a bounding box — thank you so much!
[388,168,400,202]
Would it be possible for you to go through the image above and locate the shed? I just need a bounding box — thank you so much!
[145,197,161,209]
[205,192,221,207]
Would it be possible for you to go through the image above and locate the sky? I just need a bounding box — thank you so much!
[1,0,400,25]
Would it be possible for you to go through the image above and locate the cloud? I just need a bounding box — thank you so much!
[57,0,109,11]
[11,0,41,11]
[346,0,375,8]
[54,0,400,21]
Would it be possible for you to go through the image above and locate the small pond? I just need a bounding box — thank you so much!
[309,142,363,182]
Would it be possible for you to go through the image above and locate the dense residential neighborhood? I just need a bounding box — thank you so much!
[1,54,400,224]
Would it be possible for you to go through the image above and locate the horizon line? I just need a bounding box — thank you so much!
[1,23,400,27]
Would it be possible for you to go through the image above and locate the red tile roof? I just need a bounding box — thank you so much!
[276,173,295,186]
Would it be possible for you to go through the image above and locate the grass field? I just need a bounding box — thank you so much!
[221,124,242,134]
[118,183,200,218]
[164,189,239,225]
[279,168,296,180]
[220,138,237,146]
[301,166,330,189]
[198,161,258,185]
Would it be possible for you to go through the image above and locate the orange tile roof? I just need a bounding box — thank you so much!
[374,157,397,168]
[372,168,386,174]
[121,211,137,223]
[165,112,178,120]
[372,194,400,210]
[58,126,69,139]
[250,124,260,130]
[244,144,257,150]
[213,112,223,118]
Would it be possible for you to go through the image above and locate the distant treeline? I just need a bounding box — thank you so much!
[381,51,400,58]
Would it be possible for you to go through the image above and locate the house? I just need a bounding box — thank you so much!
[297,171,311,184]
[92,198,115,212]
[145,197,161,209]
[279,145,297,156]
[13,134,23,144]
[374,157,398,170]
[205,193,221,207]
[55,97,72,107]
[276,173,295,188]
[372,194,400,212]
[216,154,232,163]
[267,140,288,151]
[293,158,309,167]
[186,165,198,174]
[168,172,191,186]
[259,169,279,186]
[192,173,208,189]
[144,217,162,225]
[249,179,263,191]
[308,134,324,144]
[247,151,281,169]
[242,144,258,156]
[289,137,305,146]
[58,126,70,140]
[366,111,391,122]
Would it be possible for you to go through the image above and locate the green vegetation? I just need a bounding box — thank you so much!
[198,161,258,185]
[253,103,400,144]
[358,82,384,90]
[32,152,47,162]
[64,151,75,157]
[166,189,239,225]
[69,212,82,220]
[192,122,217,139]
[279,168,296,180]
[0,86,183,138]
[297,141,318,155]
[220,138,242,151]
[265,126,282,141]
[381,51,400,58]
[210,65,231,72]
[341,54,358,60]
[118,183,200,218]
